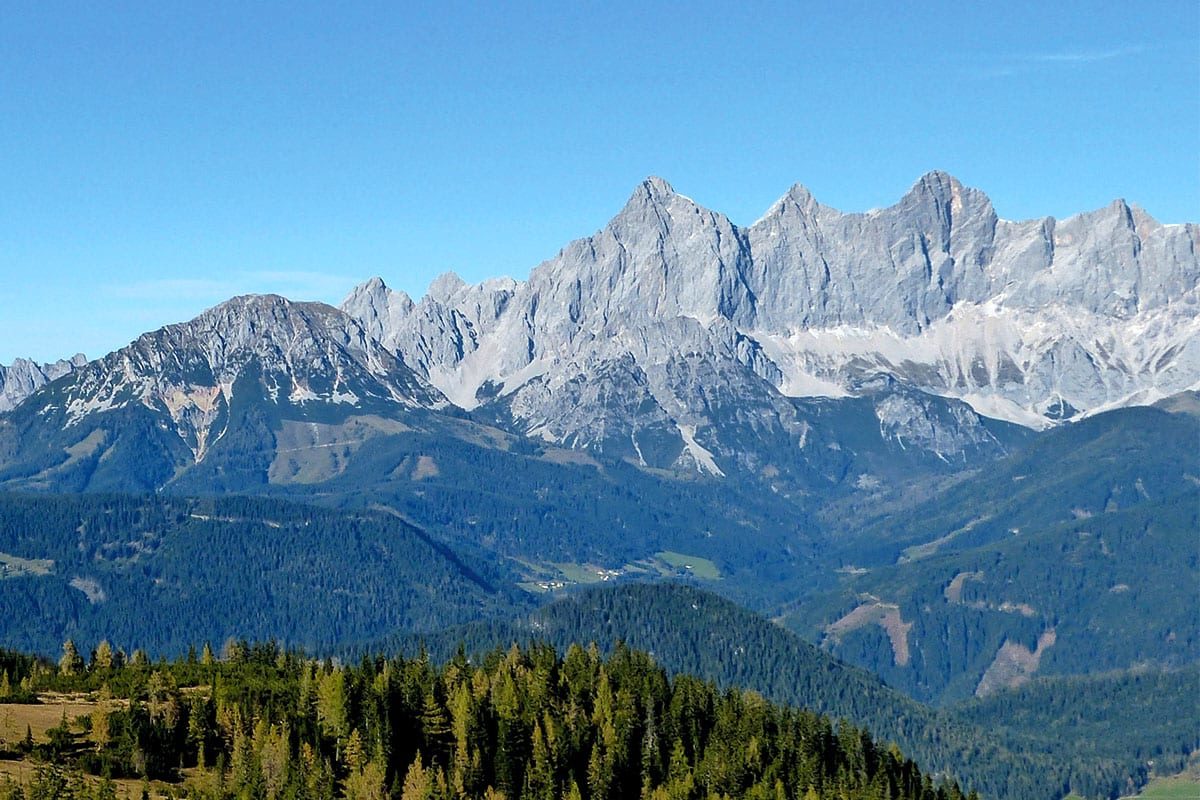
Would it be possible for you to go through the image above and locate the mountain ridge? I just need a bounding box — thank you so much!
[0,172,1192,491]
[0,353,87,413]
[340,172,1197,453]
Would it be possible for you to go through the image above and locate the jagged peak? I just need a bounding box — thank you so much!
[1,353,87,378]
[785,182,816,204]
[640,175,675,197]
[427,271,468,302]
[619,176,683,213]
[342,275,407,306]
[479,275,519,293]
[755,171,997,228]
[750,183,820,228]
[1057,196,1166,229]
[917,168,963,186]
[905,170,967,202]
[895,170,998,223]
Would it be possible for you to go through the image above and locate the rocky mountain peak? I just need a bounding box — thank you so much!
[340,278,416,351]
[783,182,818,209]
[339,171,1197,442]
[609,176,715,233]
[637,175,676,200]
[427,271,469,302]
[0,353,88,413]
[913,169,963,194]
[21,293,443,463]
[897,170,995,225]
[7,172,1195,487]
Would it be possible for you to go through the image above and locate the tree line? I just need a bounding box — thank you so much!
[0,639,976,800]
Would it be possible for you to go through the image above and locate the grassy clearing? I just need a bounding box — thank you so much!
[551,563,620,584]
[899,516,990,563]
[0,552,54,579]
[1127,776,1200,798]
[0,694,179,798]
[655,551,721,580]
[518,556,718,593]
[0,699,96,744]
[0,758,182,799]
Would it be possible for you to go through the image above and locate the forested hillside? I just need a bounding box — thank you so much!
[950,666,1200,797]
[0,641,974,800]
[788,405,1200,704]
[0,493,525,654]
[386,583,1198,800]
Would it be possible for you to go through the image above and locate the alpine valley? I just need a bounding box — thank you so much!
[0,173,1196,800]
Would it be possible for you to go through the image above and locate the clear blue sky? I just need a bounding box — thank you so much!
[2,1,1197,363]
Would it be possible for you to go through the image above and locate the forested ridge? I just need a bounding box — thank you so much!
[0,492,524,654]
[951,666,1200,795]
[384,584,1198,800]
[0,640,974,800]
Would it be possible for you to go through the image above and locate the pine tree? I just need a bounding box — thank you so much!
[642,704,661,789]
[258,722,290,800]
[419,687,451,766]
[449,680,477,796]
[316,668,349,744]
[92,684,113,751]
[300,741,333,800]
[588,739,612,800]
[400,752,433,800]
[92,640,114,671]
[344,727,367,774]
[346,757,388,800]
[58,639,83,676]
[524,720,556,800]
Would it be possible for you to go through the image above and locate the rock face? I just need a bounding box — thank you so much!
[340,172,1199,474]
[24,294,443,462]
[0,354,87,413]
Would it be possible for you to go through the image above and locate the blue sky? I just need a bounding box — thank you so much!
[2,1,1197,363]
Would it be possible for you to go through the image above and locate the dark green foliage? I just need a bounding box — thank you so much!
[386,582,1195,800]
[788,493,1198,705]
[951,666,1200,799]
[0,648,46,702]
[787,406,1200,704]
[12,640,971,800]
[825,405,1197,566]
[0,493,527,654]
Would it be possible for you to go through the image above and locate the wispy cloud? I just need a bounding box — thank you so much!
[1018,45,1144,64]
[976,44,1146,78]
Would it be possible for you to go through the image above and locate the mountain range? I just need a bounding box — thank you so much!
[343,170,1198,440]
[0,171,1195,799]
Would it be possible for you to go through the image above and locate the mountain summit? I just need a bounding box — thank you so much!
[339,172,1198,463]
[0,294,445,491]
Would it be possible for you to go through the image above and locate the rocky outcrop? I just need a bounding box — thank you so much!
[0,353,87,412]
